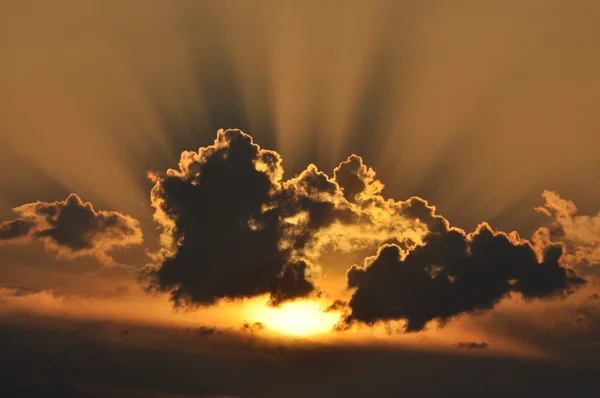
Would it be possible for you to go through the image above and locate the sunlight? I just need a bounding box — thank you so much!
[248,299,341,337]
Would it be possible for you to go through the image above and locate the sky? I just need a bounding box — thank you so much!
[1,1,600,397]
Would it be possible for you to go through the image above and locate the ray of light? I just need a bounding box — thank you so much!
[2,0,600,233]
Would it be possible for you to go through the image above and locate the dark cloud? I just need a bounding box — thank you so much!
[144,129,360,307]
[333,155,383,203]
[241,322,265,333]
[455,341,489,350]
[197,326,217,337]
[344,198,585,332]
[0,218,35,240]
[0,194,143,264]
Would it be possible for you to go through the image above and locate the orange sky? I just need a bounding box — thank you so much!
[1,1,600,397]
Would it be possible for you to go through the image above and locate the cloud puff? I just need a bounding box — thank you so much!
[0,194,143,264]
[241,322,265,333]
[343,198,584,332]
[333,154,384,203]
[454,341,489,350]
[145,129,364,307]
[197,326,218,337]
[534,190,600,272]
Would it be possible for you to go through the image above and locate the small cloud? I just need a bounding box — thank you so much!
[454,341,489,350]
[197,326,217,337]
[241,322,265,333]
[0,194,143,265]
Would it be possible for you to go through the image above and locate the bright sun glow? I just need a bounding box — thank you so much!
[248,300,341,337]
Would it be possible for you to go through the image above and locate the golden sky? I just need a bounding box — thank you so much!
[1,1,600,397]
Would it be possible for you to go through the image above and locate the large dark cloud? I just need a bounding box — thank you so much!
[145,129,357,307]
[0,194,142,264]
[344,197,585,332]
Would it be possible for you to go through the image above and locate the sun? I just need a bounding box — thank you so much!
[247,299,341,337]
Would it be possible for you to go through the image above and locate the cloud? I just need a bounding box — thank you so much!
[0,194,143,265]
[343,197,585,332]
[333,154,384,203]
[306,155,428,257]
[534,190,600,272]
[197,326,217,337]
[241,322,265,334]
[144,129,334,306]
[0,218,35,240]
[454,341,489,350]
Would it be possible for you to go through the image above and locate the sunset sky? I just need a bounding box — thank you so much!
[1,1,600,397]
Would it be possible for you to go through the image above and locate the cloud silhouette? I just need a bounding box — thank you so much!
[454,341,489,350]
[0,219,35,240]
[343,197,585,332]
[143,129,587,332]
[145,129,362,307]
[197,326,218,337]
[333,154,384,203]
[241,322,265,333]
[0,194,143,264]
